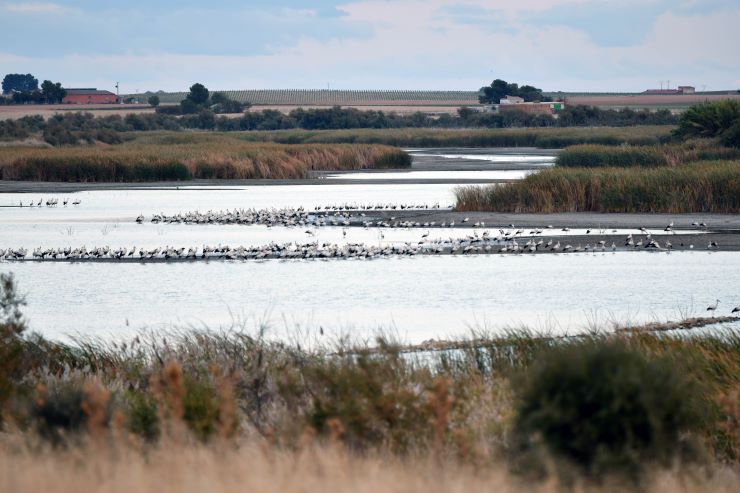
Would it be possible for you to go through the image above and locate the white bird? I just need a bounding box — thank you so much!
[707,299,720,316]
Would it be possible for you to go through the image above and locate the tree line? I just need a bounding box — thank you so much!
[0,105,679,147]
[1,73,66,104]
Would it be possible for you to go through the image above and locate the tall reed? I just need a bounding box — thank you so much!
[455,161,740,213]
[0,136,410,182]
[557,144,740,168]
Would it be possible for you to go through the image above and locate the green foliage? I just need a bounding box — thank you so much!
[479,79,549,104]
[126,391,160,441]
[511,341,708,481]
[210,92,247,114]
[0,273,27,422]
[2,73,38,94]
[147,95,160,107]
[182,376,221,441]
[674,100,740,147]
[186,83,209,106]
[40,80,66,104]
[302,348,434,452]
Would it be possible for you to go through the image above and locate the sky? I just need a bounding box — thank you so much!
[0,0,738,94]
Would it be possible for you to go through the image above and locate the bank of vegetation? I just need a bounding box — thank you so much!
[456,101,740,213]
[0,108,677,147]
[0,274,738,490]
[455,160,740,213]
[556,143,740,167]
[0,135,410,182]
[237,126,672,147]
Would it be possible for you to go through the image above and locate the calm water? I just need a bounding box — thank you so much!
[2,149,736,343]
[5,252,739,343]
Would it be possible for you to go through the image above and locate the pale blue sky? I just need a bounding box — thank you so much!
[1,0,738,93]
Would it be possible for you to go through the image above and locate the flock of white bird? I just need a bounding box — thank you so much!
[16,197,81,207]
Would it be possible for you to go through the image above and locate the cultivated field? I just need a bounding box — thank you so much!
[0,104,155,120]
[564,93,740,110]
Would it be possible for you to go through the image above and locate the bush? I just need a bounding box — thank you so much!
[0,273,26,423]
[510,341,708,482]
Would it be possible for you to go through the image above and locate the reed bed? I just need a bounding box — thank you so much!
[455,161,740,213]
[0,135,410,182]
[232,126,673,148]
[557,144,740,168]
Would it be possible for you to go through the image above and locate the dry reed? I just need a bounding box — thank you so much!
[0,134,410,182]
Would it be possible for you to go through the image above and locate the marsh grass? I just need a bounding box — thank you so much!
[557,144,740,168]
[455,161,740,213]
[0,134,410,182]
[229,126,673,148]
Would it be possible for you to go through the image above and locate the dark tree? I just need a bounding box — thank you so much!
[40,80,66,104]
[186,83,209,105]
[147,95,160,107]
[2,73,39,94]
[479,79,548,104]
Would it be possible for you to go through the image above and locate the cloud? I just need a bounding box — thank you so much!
[3,2,66,13]
[0,0,737,92]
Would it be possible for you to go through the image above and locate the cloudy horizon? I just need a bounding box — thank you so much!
[1,0,738,94]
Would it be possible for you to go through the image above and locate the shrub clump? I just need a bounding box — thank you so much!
[510,341,708,482]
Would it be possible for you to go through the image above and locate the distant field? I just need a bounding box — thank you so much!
[0,104,154,120]
[563,93,740,109]
[130,89,481,106]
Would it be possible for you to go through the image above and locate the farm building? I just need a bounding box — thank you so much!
[62,88,118,104]
[495,95,564,116]
[643,86,695,95]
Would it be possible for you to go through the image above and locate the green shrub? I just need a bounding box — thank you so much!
[301,348,435,453]
[510,341,708,482]
[126,391,159,441]
[0,273,26,424]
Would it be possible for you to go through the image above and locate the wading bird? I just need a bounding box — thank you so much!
[707,299,720,316]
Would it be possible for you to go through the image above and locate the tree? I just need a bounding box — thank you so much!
[147,95,160,107]
[186,83,209,106]
[2,73,38,94]
[479,79,548,104]
[673,100,740,145]
[40,80,66,104]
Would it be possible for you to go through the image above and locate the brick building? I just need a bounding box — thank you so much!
[62,88,118,104]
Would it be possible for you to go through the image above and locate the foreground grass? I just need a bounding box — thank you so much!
[0,133,410,182]
[1,444,737,493]
[230,126,673,148]
[455,161,740,213]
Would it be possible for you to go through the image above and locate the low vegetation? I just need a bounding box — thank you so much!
[557,143,740,167]
[455,161,740,213]
[0,109,677,147]
[673,100,740,148]
[0,134,410,182]
[0,273,738,491]
[236,126,673,147]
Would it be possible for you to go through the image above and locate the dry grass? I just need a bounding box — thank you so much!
[0,442,737,493]
[234,126,673,147]
[0,133,410,181]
